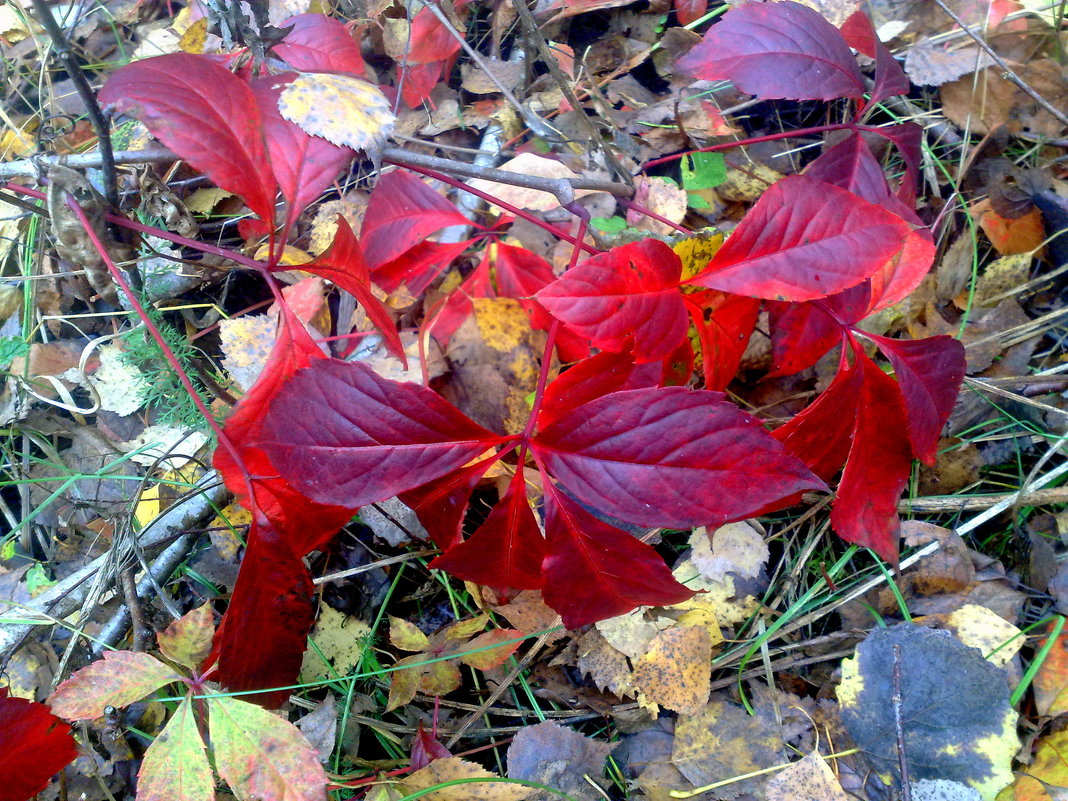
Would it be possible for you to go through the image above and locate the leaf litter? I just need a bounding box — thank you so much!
[3,1,1068,800]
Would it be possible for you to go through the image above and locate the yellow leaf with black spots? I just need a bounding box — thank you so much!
[279,73,394,159]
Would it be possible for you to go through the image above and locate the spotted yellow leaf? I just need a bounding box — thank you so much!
[278,73,394,159]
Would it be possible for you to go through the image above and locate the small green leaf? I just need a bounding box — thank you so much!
[137,695,213,801]
[0,337,28,371]
[682,152,726,190]
[590,216,628,233]
[208,695,327,801]
[49,651,183,720]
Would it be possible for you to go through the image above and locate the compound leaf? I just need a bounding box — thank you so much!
[157,604,214,671]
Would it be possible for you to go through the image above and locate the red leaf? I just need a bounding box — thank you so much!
[541,486,693,629]
[213,519,315,708]
[536,240,688,363]
[870,122,923,204]
[411,722,452,771]
[676,1,864,101]
[361,171,471,269]
[300,217,406,364]
[840,11,909,105]
[531,386,826,530]
[865,224,935,314]
[250,75,354,229]
[258,359,509,508]
[539,351,662,429]
[689,175,913,302]
[213,309,353,556]
[675,0,708,25]
[804,133,893,205]
[493,242,557,326]
[0,690,77,801]
[273,14,365,76]
[868,334,966,464]
[689,291,761,390]
[99,54,276,223]
[400,61,443,108]
[431,469,545,590]
[400,458,497,550]
[766,283,869,377]
[406,5,463,64]
[830,353,913,565]
[772,350,863,482]
[373,239,475,295]
[428,255,494,346]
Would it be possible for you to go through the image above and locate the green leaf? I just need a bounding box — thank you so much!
[48,651,183,720]
[208,695,327,801]
[681,152,726,190]
[590,217,628,233]
[157,605,214,670]
[137,696,214,801]
[0,337,27,371]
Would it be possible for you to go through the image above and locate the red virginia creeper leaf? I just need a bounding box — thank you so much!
[830,352,913,565]
[361,170,471,270]
[493,242,556,325]
[536,239,688,363]
[766,283,869,377]
[772,350,862,482]
[0,689,77,801]
[400,457,499,550]
[213,520,315,709]
[804,133,893,205]
[676,0,865,101]
[373,238,476,295]
[868,334,966,464]
[49,652,183,720]
[539,351,662,429]
[689,175,913,301]
[213,308,353,556]
[865,224,935,314]
[675,0,708,25]
[300,217,406,363]
[99,54,276,223]
[870,122,923,204]
[399,61,443,108]
[840,10,909,105]
[688,291,761,390]
[273,14,365,76]
[541,486,693,629]
[406,3,464,64]
[431,469,546,590]
[411,723,452,771]
[250,75,354,229]
[258,359,509,508]
[428,253,494,346]
[531,386,826,530]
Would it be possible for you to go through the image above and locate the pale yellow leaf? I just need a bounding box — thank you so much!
[137,696,213,801]
[689,522,769,582]
[402,757,532,801]
[209,695,327,801]
[765,750,849,801]
[157,605,215,671]
[389,616,430,652]
[278,73,394,158]
[632,625,711,715]
[300,605,372,682]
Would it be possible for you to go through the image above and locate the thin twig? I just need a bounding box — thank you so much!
[931,0,1068,129]
[893,644,912,801]
[28,0,120,209]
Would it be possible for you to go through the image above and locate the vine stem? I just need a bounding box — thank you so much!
[65,194,262,517]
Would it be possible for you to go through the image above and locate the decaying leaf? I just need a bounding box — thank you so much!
[402,756,532,801]
[632,625,711,715]
[765,750,849,801]
[278,72,395,159]
[136,696,213,801]
[507,721,615,801]
[49,652,184,721]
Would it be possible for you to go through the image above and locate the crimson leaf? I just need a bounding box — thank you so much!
[541,486,693,629]
[250,75,353,229]
[539,351,662,429]
[840,10,909,106]
[373,238,476,295]
[212,519,315,708]
[361,170,471,270]
[431,468,545,591]
[868,334,966,465]
[272,13,365,76]
[689,175,913,301]
[400,458,498,550]
[676,0,865,101]
[531,386,826,530]
[299,217,406,363]
[536,239,688,363]
[258,359,509,508]
[99,54,276,223]
[830,353,913,565]
[0,689,77,801]
[688,291,761,390]
[766,284,869,378]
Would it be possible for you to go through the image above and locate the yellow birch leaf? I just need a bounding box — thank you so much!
[402,757,532,801]
[632,625,711,716]
[278,73,394,158]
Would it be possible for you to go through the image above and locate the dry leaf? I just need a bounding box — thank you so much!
[632,625,711,715]
[403,757,532,801]
[765,750,849,801]
[279,73,395,158]
[467,153,598,211]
